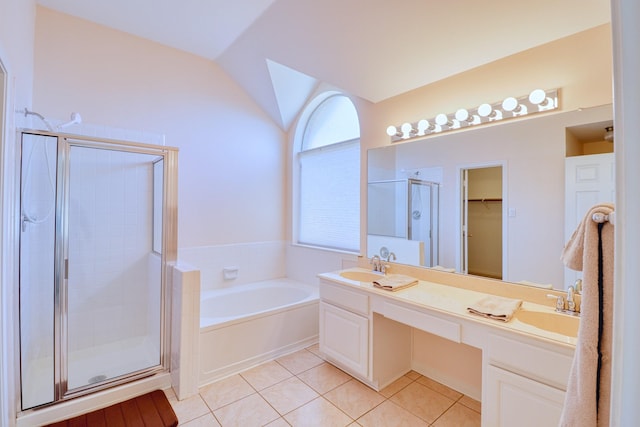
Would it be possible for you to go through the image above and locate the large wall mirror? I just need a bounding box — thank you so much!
[367,104,613,290]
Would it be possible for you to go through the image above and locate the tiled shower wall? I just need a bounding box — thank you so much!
[66,148,157,352]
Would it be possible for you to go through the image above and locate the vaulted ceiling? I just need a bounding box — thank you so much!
[36,0,611,130]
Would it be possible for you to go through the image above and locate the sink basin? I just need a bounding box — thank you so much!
[514,310,579,337]
[339,270,384,282]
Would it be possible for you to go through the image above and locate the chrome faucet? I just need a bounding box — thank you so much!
[547,294,565,312]
[370,255,382,272]
[574,279,583,294]
[379,252,396,274]
[566,286,576,313]
[546,286,580,316]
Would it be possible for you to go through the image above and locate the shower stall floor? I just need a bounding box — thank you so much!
[22,335,160,410]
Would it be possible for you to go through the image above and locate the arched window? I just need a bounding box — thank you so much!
[295,93,360,252]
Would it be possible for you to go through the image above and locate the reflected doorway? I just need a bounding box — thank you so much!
[461,165,503,279]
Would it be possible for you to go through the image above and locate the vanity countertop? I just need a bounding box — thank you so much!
[318,268,578,348]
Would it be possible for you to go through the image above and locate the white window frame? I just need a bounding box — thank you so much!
[292,92,361,253]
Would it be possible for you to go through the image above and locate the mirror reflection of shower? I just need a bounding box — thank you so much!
[368,169,440,267]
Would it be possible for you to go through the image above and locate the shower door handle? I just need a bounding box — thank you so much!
[64,258,69,280]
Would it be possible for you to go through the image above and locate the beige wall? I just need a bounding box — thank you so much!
[0,0,35,125]
[33,6,286,249]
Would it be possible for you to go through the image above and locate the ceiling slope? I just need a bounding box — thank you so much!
[37,0,611,129]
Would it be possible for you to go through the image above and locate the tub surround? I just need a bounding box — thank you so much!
[318,266,577,426]
[171,264,201,401]
[179,241,287,293]
[200,279,318,327]
[174,242,344,401]
[198,278,319,388]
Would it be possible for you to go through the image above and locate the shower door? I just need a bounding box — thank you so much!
[19,132,176,409]
[408,179,439,267]
[19,134,58,409]
[64,144,164,394]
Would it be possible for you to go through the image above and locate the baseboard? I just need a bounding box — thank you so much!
[198,336,318,388]
[411,361,482,401]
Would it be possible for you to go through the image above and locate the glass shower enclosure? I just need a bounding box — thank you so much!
[18,131,178,410]
[368,178,439,267]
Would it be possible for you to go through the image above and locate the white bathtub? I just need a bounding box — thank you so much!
[198,278,319,386]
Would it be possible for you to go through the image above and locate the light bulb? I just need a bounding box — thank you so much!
[502,97,519,112]
[417,119,429,134]
[455,109,470,122]
[528,89,547,105]
[604,126,614,142]
[401,122,414,136]
[386,125,398,137]
[435,113,451,127]
[477,103,493,117]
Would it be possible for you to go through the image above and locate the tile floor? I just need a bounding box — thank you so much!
[165,344,481,427]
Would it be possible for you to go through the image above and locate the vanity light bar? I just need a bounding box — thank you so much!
[386,88,559,143]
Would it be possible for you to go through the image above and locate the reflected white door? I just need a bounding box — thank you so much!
[564,153,615,289]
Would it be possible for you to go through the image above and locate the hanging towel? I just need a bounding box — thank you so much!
[372,274,418,291]
[559,203,614,427]
[466,295,522,322]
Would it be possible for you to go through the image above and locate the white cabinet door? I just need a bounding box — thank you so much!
[319,301,368,378]
[484,365,566,427]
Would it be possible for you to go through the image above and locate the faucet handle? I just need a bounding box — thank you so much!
[566,286,577,312]
[547,294,565,312]
[574,279,583,294]
[370,255,381,272]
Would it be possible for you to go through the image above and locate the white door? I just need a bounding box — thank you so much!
[564,153,615,289]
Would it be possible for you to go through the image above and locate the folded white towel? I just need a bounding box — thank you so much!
[373,274,418,291]
[467,295,522,322]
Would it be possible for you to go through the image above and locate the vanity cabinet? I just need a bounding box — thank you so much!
[485,365,565,427]
[318,270,576,426]
[319,302,368,377]
[319,280,370,380]
[483,333,574,426]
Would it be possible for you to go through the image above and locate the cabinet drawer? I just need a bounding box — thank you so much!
[487,334,574,390]
[383,301,460,343]
[320,281,369,315]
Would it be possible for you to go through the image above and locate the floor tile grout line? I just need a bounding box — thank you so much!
[180,345,480,426]
[428,399,459,426]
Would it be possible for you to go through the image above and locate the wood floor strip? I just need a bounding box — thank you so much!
[43,390,177,427]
